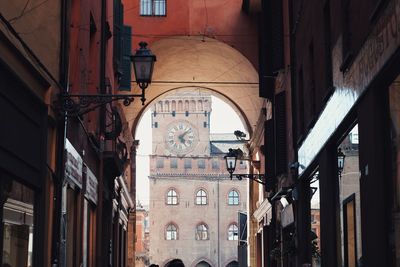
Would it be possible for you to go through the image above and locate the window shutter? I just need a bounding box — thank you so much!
[119,25,132,91]
[113,0,124,71]
[265,119,275,179]
[259,0,283,99]
[274,91,287,175]
[269,0,284,72]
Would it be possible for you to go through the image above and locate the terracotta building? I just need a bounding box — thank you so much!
[247,0,400,266]
[1,0,135,266]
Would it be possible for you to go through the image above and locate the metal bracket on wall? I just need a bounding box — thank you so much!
[56,90,145,117]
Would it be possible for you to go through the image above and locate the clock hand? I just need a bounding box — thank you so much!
[178,130,189,143]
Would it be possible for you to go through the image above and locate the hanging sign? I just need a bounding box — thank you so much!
[65,139,83,188]
[85,166,98,205]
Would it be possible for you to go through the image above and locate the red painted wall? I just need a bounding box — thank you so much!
[123,0,259,69]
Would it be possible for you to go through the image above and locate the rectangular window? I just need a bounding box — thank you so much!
[212,160,219,170]
[140,0,166,16]
[170,158,178,168]
[156,158,164,168]
[198,159,206,169]
[184,159,192,169]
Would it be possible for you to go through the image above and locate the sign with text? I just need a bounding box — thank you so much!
[65,139,83,188]
[85,166,98,205]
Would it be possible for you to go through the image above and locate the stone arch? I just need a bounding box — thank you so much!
[124,36,261,138]
[130,86,253,139]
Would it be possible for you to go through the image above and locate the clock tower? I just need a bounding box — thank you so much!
[151,90,211,157]
[148,90,247,267]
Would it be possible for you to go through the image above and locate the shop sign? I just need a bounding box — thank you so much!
[298,0,400,173]
[85,166,98,205]
[281,204,294,228]
[65,139,83,188]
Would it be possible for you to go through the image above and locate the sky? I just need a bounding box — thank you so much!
[134,95,247,206]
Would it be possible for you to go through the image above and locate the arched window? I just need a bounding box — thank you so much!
[166,224,178,240]
[195,224,209,240]
[190,100,196,111]
[184,100,189,111]
[198,100,203,111]
[178,100,183,111]
[164,100,170,112]
[157,101,163,112]
[228,224,238,240]
[172,100,176,111]
[195,189,207,205]
[228,190,239,205]
[167,189,178,205]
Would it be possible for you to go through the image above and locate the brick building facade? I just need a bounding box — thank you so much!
[148,91,247,267]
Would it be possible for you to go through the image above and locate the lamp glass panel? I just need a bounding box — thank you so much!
[133,57,154,82]
[338,157,344,170]
[225,156,237,172]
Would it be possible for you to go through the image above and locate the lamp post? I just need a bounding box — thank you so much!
[224,148,267,186]
[58,42,156,117]
[337,148,345,178]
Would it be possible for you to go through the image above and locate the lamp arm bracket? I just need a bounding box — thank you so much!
[57,91,145,117]
[234,174,266,185]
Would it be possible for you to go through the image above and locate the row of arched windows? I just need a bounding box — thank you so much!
[165,223,239,241]
[156,99,210,112]
[166,189,240,205]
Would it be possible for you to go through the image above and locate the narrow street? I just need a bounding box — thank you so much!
[1,0,400,267]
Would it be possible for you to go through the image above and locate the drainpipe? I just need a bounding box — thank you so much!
[52,0,70,266]
[96,0,107,265]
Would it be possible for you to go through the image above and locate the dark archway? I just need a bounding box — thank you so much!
[195,260,212,267]
[226,260,239,267]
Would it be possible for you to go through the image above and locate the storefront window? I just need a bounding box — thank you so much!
[1,180,35,267]
[338,124,362,267]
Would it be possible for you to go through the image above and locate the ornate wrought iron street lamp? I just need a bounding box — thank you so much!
[337,148,346,178]
[59,42,156,117]
[224,148,267,185]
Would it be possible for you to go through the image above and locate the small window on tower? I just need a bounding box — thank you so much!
[170,158,178,168]
[156,158,164,168]
[184,159,192,169]
[198,159,206,169]
[212,160,219,170]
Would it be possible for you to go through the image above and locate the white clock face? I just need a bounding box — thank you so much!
[165,121,198,154]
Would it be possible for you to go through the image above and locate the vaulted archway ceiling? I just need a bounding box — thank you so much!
[123,36,262,137]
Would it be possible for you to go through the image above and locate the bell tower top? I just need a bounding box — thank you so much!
[150,90,212,157]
